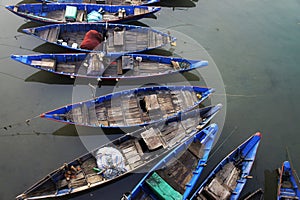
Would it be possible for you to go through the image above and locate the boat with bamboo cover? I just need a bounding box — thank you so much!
[40,85,215,128]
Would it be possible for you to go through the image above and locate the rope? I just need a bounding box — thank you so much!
[214,93,261,98]
[1,115,40,131]
[0,131,51,137]
[0,43,34,52]
[207,126,238,162]
[0,34,25,40]
[0,115,54,137]
[0,71,25,81]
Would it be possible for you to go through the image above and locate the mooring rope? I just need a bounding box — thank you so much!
[207,126,238,162]
[1,115,40,131]
[0,115,55,137]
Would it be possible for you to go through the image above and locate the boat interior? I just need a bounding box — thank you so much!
[30,54,190,77]
[132,140,204,200]
[49,0,150,5]
[197,162,241,200]
[60,89,199,126]
[13,4,151,23]
[22,114,202,199]
[35,25,168,53]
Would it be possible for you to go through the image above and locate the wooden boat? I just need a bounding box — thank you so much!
[16,105,221,200]
[36,0,159,6]
[40,85,215,128]
[277,161,300,200]
[190,132,262,200]
[243,188,264,200]
[6,3,160,24]
[22,23,175,53]
[122,123,218,200]
[10,53,208,80]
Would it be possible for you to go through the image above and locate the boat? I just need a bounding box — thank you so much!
[22,23,175,54]
[6,3,160,24]
[10,53,208,80]
[16,105,221,200]
[36,0,159,6]
[277,161,300,200]
[190,132,262,200]
[40,85,215,128]
[243,188,264,200]
[122,123,219,200]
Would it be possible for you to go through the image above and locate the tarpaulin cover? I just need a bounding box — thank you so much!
[80,30,103,50]
[95,147,127,179]
[87,11,103,22]
[146,172,183,200]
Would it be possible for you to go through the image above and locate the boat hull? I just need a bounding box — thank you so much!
[22,23,175,54]
[190,132,262,200]
[11,53,208,80]
[36,0,160,6]
[277,161,300,200]
[6,4,161,24]
[40,85,215,128]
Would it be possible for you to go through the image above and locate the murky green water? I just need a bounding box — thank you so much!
[0,0,299,199]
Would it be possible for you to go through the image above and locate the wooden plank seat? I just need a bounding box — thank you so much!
[31,59,56,70]
[76,10,86,22]
[141,128,163,150]
[144,94,160,111]
[113,29,125,46]
[120,139,144,170]
[47,27,60,43]
[203,162,240,199]
[56,63,76,73]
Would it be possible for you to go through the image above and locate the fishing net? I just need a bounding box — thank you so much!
[95,147,127,179]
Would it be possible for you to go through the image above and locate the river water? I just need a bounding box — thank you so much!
[0,0,299,199]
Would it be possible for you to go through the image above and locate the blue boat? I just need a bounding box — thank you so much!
[36,0,159,6]
[11,53,208,80]
[6,3,160,24]
[22,23,176,54]
[16,106,221,200]
[40,85,215,128]
[122,123,218,200]
[190,132,262,200]
[277,161,300,200]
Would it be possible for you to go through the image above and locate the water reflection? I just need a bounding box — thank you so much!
[158,0,196,8]
[25,71,75,85]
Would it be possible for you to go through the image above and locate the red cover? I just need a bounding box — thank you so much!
[80,30,103,50]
